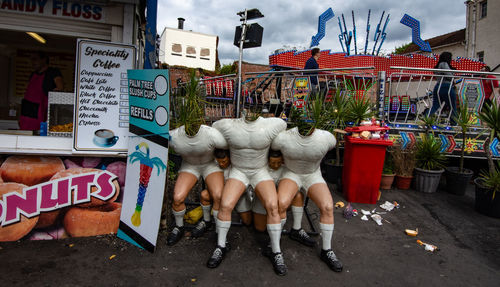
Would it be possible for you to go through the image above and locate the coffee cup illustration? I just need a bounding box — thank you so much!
[93,129,119,147]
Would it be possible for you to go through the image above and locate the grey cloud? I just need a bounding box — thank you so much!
[158,0,466,65]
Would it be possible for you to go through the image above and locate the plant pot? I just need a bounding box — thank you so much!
[324,161,343,191]
[414,168,444,193]
[395,175,413,190]
[474,178,500,218]
[445,167,474,195]
[380,174,395,190]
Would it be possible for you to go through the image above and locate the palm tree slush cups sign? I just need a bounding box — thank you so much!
[118,70,169,252]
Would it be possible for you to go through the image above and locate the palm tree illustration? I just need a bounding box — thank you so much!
[129,142,166,226]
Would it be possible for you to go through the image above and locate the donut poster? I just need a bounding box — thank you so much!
[117,70,169,252]
[0,155,127,242]
[73,39,136,153]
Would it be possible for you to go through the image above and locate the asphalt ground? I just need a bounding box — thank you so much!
[1,183,499,287]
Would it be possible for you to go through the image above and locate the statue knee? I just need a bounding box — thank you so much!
[200,189,211,202]
[265,201,279,217]
[321,202,334,216]
[277,198,289,215]
[220,200,234,214]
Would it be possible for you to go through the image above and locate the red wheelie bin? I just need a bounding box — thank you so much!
[342,126,393,204]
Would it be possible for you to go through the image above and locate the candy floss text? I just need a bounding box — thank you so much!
[0,171,117,226]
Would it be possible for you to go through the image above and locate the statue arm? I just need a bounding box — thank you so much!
[211,128,229,149]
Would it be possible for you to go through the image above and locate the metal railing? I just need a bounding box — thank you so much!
[386,66,500,128]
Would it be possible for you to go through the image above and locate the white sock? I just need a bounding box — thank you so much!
[172,208,185,227]
[319,223,334,250]
[213,210,219,233]
[201,204,212,222]
[267,223,282,253]
[291,206,303,230]
[280,218,286,229]
[217,220,231,247]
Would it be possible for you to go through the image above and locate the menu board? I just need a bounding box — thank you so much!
[73,39,136,152]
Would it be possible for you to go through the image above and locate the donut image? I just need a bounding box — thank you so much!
[0,156,65,186]
[0,183,39,242]
[51,168,120,208]
[35,210,61,229]
[63,202,121,237]
[28,226,68,240]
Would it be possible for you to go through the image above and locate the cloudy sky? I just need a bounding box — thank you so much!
[157,0,466,66]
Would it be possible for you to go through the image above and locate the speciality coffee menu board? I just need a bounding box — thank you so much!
[73,39,136,153]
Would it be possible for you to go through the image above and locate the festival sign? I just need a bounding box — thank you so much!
[118,70,169,252]
[73,39,136,153]
[459,79,484,126]
[0,0,106,23]
[0,155,126,242]
[292,77,310,109]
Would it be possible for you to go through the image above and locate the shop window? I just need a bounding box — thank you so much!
[200,48,210,60]
[186,46,196,58]
[477,51,484,62]
[480,1,487,19]
[171,43,182,56]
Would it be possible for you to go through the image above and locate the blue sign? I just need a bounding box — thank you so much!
[119,69,170,252]
[127,70,170,147]
[400,14,431,53]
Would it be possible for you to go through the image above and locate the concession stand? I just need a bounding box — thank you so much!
[0,0,150,242]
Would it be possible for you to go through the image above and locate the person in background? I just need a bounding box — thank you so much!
[480,66,499,106]
[304,47,321,93]
[19,51,63,130]
[428,52,457,125]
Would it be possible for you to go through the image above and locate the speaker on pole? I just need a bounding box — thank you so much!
[234,23,264,49]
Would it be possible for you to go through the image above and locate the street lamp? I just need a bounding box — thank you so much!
[234,8,264,117]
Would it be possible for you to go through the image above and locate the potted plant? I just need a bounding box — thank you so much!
[380,150,395,190]
[445,102,474,195]
[414,134,447,193]
[391,144,417,190]
[419,115,439,136]
[475,101,500,217]
[346,95,374,126]
[323,91,350,189]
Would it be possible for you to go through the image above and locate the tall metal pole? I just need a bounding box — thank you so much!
[236,10,248,118]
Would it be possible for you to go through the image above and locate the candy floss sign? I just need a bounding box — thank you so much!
[0,171,116,226]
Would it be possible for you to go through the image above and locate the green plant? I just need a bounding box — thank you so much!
[479,100,500,174]
[289,92,332,136]
[393,43,412,55]
[173,71,206,136]
[419,115,439,136]
[390,144,417,177]
[383,150,394,174]
[347,95,374,125]
[454,102,475,173]
[218,63,236,75]
[479,162,500,200]
[167,160,177,181]
[415,134,447,170]
[325,91,350,165]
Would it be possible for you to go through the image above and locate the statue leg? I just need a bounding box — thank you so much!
[307,183,334,248]
[217,178,246,247]
[291,192,304,230]
[255,180,281,253]
[205,171,224,212]
[308,182,342,271]
[167,172,198,246]
[172,172,198,226]
[277,179,299,226]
